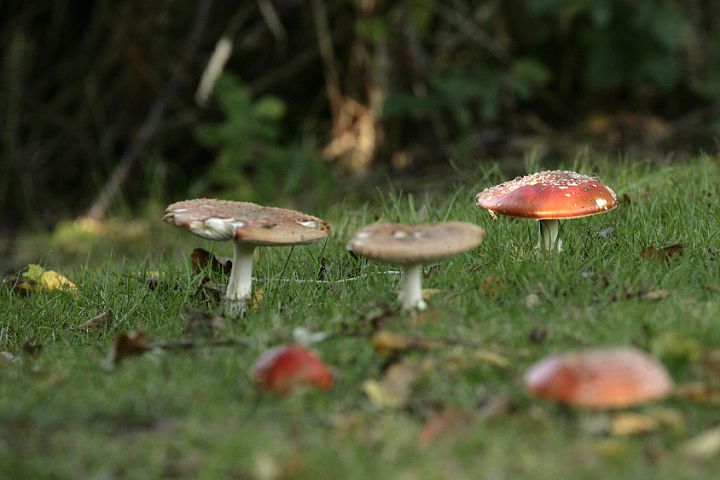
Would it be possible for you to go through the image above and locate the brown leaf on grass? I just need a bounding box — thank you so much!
[184,309,227,338]
[363,361,420,409]
[22,338,42,358]
[361,307,397,332]
[103,327,151,370]
[529,326,548,344]
[419,408,470,448]
[190,248,232,275]
[196,276,224,303]
[479,275,507,297]
[611,288,673,303]
[703,349,720,375]
[621,193,639,204]
[372,330,442,355]
[640,244,684,260]
[704,285,720,293]
[77,310,114,335]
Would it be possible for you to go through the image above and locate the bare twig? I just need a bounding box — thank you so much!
[83,0,215,221]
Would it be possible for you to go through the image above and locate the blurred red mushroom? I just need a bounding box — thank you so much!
[252,344,333,394]
[525,347,673,409]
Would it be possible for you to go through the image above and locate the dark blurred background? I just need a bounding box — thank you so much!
[2,0,719,231]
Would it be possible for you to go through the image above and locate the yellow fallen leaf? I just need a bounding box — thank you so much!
[371,330,440,355]
[249,288,264,310]
[472,350,511,369]
[421,288,442,300]
[15,264,78,294]
[611,412,657,436]
[362,362,419,409]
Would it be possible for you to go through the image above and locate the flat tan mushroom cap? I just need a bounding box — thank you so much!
[525,347,673,409]
[163,199,330,246]
[346,222,485,264]
[476,170,618,220]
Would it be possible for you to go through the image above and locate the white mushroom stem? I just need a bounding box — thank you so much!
[538,219,563,252]
[225,241,256,314]
[399,263,427,311]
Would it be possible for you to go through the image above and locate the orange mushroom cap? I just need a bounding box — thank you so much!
[476,170,617,220]
[252,344,333,394]
[525,347,673,409]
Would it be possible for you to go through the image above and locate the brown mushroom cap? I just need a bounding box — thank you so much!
[525,347,673,409]
[346,222,485,264]
[476,170,617,220]
[163,199,330,246]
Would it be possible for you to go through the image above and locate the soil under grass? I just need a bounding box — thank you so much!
[1,158,720,479]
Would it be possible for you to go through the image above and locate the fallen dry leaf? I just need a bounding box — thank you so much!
[8,264,78,294]
[249,288,264,310]
[103,327,151,370]
[479,275,507,297]
[611,412,658,436]
[640,244,684,260]
[22,339,42,358]
[681,426,720,460]
[641,289,670,301]
[363,361,420,409]
[372,330,441,355]
[77,310,114,335]
[528,326,548,344]
[471,350,511,369]
[190,248,232,275]
[477,394,514,422]
[419,409,470,448]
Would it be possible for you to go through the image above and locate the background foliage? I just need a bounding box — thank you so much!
[1,0,719,228]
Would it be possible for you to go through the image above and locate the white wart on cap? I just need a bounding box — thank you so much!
[346,222,485,310]
[164,199,330,316]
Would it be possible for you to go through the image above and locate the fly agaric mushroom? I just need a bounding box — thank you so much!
[252,344,333,394]
[525,347,673,409]
[476,170,617,251]
[164,199,330,316]
[346,222,485,311]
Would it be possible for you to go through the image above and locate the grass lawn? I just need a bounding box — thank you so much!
[2,157,720,479]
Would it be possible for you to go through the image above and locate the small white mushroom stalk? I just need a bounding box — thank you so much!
[224,241,256,316]
[538,219,563,252]
[163,199,330,319]
[398,263,426,311]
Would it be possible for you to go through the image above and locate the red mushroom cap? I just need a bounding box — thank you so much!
[525,347,673,409]
[252,344,333,394]
[476,170,617,219]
